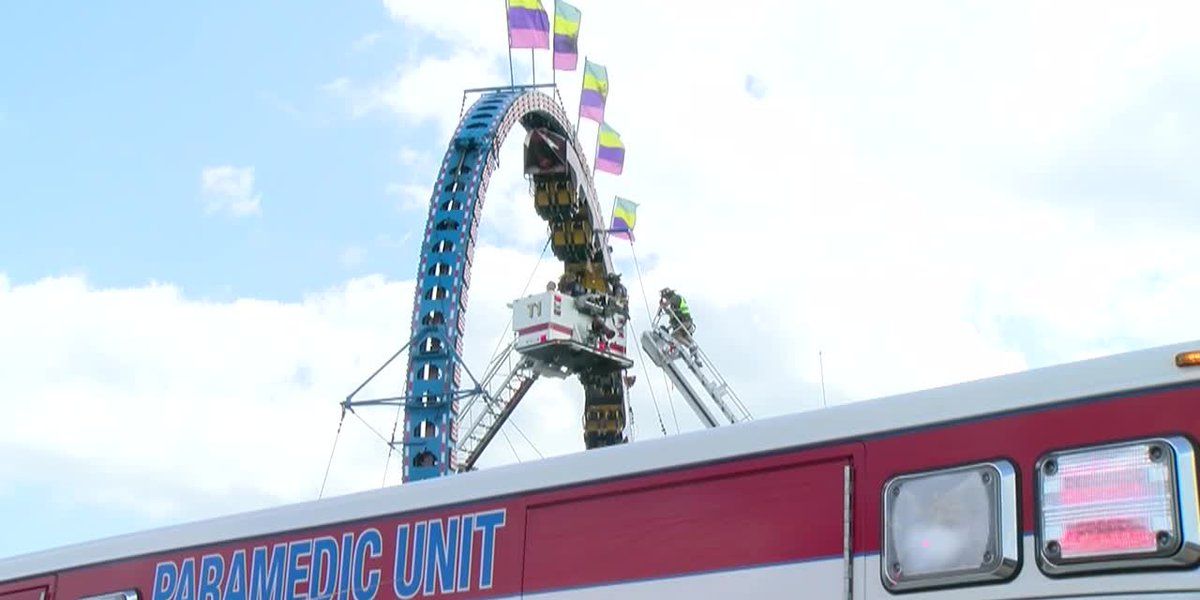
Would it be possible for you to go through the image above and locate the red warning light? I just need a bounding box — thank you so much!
[1061,518,1157,555]
[1040,440,1180,564]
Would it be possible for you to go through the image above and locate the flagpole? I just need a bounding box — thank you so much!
[575,56,586,136]
[536,0,550,85]
[605,195,617,243]
[505,0,515,87]
[550,0,557,87]
[592,121,601,177]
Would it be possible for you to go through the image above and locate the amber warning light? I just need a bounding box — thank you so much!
[1176,351,1200,367]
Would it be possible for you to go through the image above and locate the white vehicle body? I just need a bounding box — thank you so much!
[512,290,631,372]
[1,341,1200,599]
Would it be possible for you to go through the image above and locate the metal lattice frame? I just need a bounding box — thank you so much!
[402,87,603,482]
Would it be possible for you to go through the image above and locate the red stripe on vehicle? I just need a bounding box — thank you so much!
[516,323,572,336]
[517,323,549,335]
[522,457,850,592]
[35,385,1200,598]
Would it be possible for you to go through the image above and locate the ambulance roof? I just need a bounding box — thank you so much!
[2,339,1199,581]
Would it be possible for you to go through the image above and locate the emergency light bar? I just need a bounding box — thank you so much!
[1036,436,1200,575]
[882,460,1019,592]
[1176,350,1200,367]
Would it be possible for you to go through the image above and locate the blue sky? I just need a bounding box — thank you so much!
[1,3,436,300]
[3,1,1200,560]
[0,2,442,555]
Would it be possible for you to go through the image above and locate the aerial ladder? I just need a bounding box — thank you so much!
[640,305,752,428]
[455,341,540,472]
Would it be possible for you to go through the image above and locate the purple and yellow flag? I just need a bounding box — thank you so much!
[596,122,625,175]
[579,59,608,122]
[610,197,638,240]
[508,0,550,49]
[553,0,582,71]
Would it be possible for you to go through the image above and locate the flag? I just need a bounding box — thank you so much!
[610,197,638,240]
[507,0,550,49]
[553,0,582,70]
[596,122,625,175]
[579,59,608,122]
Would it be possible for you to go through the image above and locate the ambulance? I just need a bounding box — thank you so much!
[2,341,1199,599]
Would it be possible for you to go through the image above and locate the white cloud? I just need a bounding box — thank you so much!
[321,77,351,96]
[0,273,412,521]
[200,166,261,217]
[325,52,503,140]
[340,245,367,269]
[0,256,573,521]
[381,0,503,51]
[385,182,431,211]
[207,0,1200,457]
[372,0,1200,403]
[397,147,423,166]
[256,91,306,122]
[0,244,617,529]
[351,32,383,52]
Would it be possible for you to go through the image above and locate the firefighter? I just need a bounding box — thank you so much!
[607,273,629,316]
[559,272,584,297]
[659,287,695,344]
[607,272,627,297]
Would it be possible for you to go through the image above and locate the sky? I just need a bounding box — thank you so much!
[2,1,1200,559]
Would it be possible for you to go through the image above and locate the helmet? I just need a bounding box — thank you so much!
[660,287,673,296]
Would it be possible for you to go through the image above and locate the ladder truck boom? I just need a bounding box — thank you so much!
[640,306,752,428]
[641,329,722,428]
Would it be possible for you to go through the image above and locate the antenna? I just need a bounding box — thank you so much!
[819,350,827,408]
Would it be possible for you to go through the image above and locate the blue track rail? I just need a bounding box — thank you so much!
[402,88,603,482]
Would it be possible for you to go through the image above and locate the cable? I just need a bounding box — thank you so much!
[626,390,637,439]
[381,404,402,487]
[318,407,348,499]
[500,428,522,463]
[483,237,551,370]
[630,322,669,436]
[349,408,404,462]
[508,416,545,458]
[629,242,682,433]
